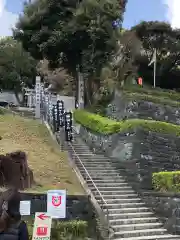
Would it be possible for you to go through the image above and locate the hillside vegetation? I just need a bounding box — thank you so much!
[0,114,84,194]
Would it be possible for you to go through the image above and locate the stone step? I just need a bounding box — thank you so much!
[74,156,95,160]
[114,222,163,231]
[78,165,114,169]
[88,182,128,187]
[80,163,113,167]
[83,172,121,177]
[87,179,126,183]
[73,147,90,152]
[77,160,112,164]
[114,228,167,238]
[71,146,90,150]
[110,217,159,225]
[81,173,121,179]
[73,152,93,157]
[71,145,90,149]
[90,186,132,191]
[79,165,115,170]
[97,198,142,204]
[106,207,150,214]
[104,202,145,209]
[107,212,154,220]
[116,235,180,240]
[80,168,119,174]
[93,190,135,195]
[95,194,139,200]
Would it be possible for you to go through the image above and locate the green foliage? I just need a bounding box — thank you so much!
[14,0,127,104]
[131,21,180,88]
[26,219,88,240]
[124,92,180,108]
[14,0,127,73]
[152,171,180,192]
[74,109,180,136]
[123,85,180,101]
[74,109,120,134]
[0,37,37,92]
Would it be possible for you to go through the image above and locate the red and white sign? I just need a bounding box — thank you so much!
[52,196,61,206]
[47,190,66,219]
[32,212,52,240]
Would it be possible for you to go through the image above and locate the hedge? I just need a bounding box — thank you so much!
[26,219,88,240]
[152,171,180,192]
[73,109,121,134]
[74,109,180,136]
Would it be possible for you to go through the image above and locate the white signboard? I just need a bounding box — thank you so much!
[20,201,31,216]
[32,212,52,240]
[47,190,66,219]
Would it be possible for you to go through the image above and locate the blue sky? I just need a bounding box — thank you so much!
[0,0,179,36]
[123,0,168,29]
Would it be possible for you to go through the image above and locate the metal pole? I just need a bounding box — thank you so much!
[153,59,156,88]
[153,49,156,88]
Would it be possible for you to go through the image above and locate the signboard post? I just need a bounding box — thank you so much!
[64,112,73,142]
[32,212,52,240]
[35,76,41,119]
[47,190,66,219]
[78,72,84,109]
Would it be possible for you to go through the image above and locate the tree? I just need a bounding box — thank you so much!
[0,37,37,102]
[111,30,141,84]
[14,0,128,104]
[37,59,74,95]
[131,21,180,88]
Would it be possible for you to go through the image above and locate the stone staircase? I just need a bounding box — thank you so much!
[67,134,180,240]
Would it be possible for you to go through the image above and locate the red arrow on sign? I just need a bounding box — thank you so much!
[37,213,50,220]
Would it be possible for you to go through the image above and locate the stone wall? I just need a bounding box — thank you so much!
[141,191,180,234]
[79,127,180,190]
[19,193,94,220]
[9,192,99,239]
[106,91,180,124]
[78,127,180,234]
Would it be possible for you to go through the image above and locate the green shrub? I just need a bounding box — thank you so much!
[73,109,121,134]
[74,109,180,136]
[26,219,88,240]
[152,171,180,192]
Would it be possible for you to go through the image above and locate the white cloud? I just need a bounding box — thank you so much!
[0,0,18,37]
[163,0,180,28]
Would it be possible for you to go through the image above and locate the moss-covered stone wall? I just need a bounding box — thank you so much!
[106,89,180,124]
[74,110,180,190]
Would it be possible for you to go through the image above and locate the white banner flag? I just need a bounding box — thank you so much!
[148,49,156,66]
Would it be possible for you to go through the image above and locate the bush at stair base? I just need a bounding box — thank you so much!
[74,109,180,136]
[0,151,34,190]
[153,171,180,192]
[27,219,88,240]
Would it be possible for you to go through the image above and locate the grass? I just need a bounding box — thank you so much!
[0,114,84,194]
[124,92,180,107]
[122,85,180,101]
[121,84,180,107]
